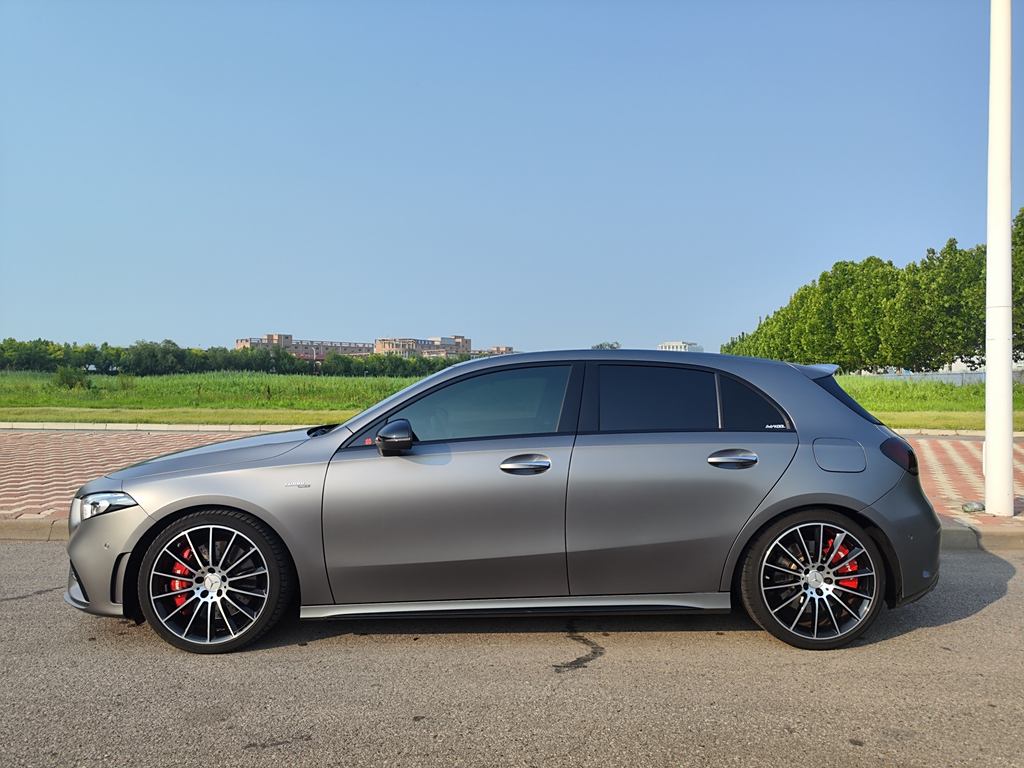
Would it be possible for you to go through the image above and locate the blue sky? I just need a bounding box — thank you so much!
[1,1,1022,352]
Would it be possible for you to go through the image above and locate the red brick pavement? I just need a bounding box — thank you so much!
[0,430,1020,522]
[0,430,255,520]
[907,436,1024,527]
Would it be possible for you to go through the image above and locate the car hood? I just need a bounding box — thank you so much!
[106,428,311,481]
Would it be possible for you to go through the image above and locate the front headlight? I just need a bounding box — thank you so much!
[69,492,137,532]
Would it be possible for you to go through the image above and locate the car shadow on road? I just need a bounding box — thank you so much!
[250,548,1017,652]
[863,546,1017,646]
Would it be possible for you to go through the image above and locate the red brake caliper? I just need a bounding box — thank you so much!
[824,538,859,590]
[169,548,192,607]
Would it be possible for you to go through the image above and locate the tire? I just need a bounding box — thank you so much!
[138,509,294,653]
[740,509,886,650]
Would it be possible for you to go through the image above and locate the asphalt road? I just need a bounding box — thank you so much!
[1,542,1022,768]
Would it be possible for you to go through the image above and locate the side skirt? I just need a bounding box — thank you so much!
[300,592,731,620]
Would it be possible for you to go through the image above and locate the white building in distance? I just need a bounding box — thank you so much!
[657,340,704,353]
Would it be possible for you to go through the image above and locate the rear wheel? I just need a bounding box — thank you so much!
[740,510,885,650]
[138,509,294,653]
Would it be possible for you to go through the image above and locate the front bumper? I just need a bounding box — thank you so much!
[64,503,151,617]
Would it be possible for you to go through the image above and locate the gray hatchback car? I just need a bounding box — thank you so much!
[65,350,940,653]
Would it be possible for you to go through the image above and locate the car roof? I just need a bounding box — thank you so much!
[453,349,797,373]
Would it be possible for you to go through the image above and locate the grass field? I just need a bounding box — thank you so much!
[0,370,1021,429]
[836,376,1024,430]
[0,371,414,425]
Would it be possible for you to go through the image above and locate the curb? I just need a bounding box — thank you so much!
[0,519,69,542]
[897,428,1024,437]
[0,422,294,432]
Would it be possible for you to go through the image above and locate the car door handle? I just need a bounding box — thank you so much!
[500,454,551,474]
[707,449,759,468]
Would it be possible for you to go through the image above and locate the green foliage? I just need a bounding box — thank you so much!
[0,371,417,411]
[722,211,1024,370]
[52,366,91,390]
[835,376,1024,413]
[320,353,467,377]
[0,337,470,378]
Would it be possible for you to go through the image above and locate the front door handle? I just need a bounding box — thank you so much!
[500,454,551,474]
[707,449,758,469]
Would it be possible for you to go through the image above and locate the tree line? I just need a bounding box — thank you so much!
[0,337,468,377]
[720,209,1024,371]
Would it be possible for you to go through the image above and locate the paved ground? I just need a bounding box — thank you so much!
[1,541,1021,767]
[2,430,1020,530]
[0,430,254,519]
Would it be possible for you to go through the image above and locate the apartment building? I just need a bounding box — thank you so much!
[237,332,512,361]
[375,335,471,358]
[235,333,373,361]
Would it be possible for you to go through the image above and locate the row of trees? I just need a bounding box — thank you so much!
[721,210,1024,371]
[0,338,468,377]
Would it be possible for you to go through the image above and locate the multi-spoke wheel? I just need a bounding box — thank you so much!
[139,510,294,653]
[740,510,886,650]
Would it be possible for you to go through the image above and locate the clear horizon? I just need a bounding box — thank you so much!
[2,1,1023,352]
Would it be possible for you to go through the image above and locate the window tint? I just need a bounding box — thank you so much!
[719,375,788,431]
[389,365,572,442]
[599,365,717,432]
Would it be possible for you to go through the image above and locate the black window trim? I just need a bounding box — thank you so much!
[340,361,586,450]
[578,361,794,436]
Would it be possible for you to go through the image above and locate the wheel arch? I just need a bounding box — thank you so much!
[724,503,903,609]
[120,503,300,623]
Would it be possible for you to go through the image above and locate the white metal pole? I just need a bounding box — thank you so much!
[985,0,1015,517]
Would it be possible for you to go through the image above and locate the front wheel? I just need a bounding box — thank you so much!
[138,509,294,653]
[740,510,886,650]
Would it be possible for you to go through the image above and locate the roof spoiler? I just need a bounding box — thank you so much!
[788,362,840,380]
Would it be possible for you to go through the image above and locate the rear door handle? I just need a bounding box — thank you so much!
[707,449,758,469]
[500,454,551,474]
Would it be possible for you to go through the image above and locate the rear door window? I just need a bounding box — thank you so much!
[598,365,718,432]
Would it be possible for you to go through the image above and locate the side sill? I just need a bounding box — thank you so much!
[300,592,731,620]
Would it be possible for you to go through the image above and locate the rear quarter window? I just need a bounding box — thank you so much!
[719,375,789,431]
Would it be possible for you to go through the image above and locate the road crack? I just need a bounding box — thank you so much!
[553,623,605,673]
[0,586,62,602]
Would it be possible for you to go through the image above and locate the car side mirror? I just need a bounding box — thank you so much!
[376,419,415,456]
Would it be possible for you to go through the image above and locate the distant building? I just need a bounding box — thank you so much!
[657,340,704,353]
[237,332,512,361]
[375,335,472,358]
[474,345,515,357]
[235,333,373,361]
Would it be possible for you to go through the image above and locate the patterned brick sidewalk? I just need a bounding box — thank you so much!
[0,430,1021,524]
[0,430,256,520]
[907,436,1024,530]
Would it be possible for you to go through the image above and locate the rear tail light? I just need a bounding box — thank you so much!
[880,437,918,475]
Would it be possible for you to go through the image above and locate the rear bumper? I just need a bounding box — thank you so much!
[864,472,941,604]
[894,567,939,608]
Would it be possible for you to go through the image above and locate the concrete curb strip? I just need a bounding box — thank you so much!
[0,422,294,432]
[0,520,69,542]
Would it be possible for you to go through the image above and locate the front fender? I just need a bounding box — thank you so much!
[123,460,334,606]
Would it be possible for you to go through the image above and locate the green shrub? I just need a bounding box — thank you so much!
[53,366,91,390]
